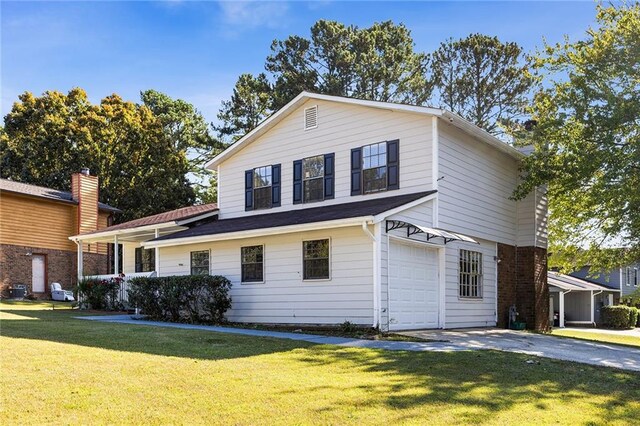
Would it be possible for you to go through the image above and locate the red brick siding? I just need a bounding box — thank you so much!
[0,243,108,297]
[497,243,549,331]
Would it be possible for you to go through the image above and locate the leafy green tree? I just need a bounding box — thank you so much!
[215,73,273,142]
[1,89,195,223]
[431,33,534,135]
[141,89,224,201]
[515,4,640,270]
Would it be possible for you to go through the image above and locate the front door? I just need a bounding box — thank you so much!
[31,255,46,293]
[388,239,439,330]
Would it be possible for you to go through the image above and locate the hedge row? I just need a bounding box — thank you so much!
[600,305,639,329]
[128,275,232,323]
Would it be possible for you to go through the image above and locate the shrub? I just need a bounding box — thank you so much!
[631,307,639,328]
[78,276,124,311]
[128,275,232,324]
[600,305,636,329]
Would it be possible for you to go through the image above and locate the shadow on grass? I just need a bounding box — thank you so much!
[0,307,312,361]
[2,303,640,423]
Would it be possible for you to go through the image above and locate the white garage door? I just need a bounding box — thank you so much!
[388,239,439,330]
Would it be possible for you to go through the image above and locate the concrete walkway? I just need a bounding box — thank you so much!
[401,328,640,372]
[78,315,640,372]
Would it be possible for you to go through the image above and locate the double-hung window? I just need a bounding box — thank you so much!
[190,250,210,275]
[459,250,483,298]
[303,155,325,203]
[253,166,272,209]
[134,247,155,273]
[303,239,330,280]
[362,142,387,193]
[241,245,264,283]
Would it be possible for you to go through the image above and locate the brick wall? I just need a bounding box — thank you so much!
[497,243,549,331]
[0,243,108,297]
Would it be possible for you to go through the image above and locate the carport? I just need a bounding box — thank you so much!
[548,272,619,327]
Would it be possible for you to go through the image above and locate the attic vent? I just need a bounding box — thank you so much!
[304,106,318,130]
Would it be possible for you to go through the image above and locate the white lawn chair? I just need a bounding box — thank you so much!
[51,282,75,302]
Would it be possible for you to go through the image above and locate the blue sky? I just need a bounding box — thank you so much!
[2,1,599,124]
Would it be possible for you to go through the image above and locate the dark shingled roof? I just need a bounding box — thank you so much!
[153,191,436,242]
[0,178,120,212]
[79,203,219,235]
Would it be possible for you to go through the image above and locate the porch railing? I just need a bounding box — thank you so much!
[82,271,157,307]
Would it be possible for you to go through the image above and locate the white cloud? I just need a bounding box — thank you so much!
[217,1,289,30]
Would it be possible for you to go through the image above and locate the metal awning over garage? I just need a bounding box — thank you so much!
[385,220,479,244]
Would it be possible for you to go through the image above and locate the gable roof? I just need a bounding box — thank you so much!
[76,203,219,236]
[148,191,436,246]
[205,91,524,169]
[548,272,620,292]
[0,178,120,212]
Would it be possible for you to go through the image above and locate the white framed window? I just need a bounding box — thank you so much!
[135,247,155,273]
[362,142,387,193]
[190,250,210,275]
[241,245,264,283]
[624,267,631,286]
[303,155,324,203]
[302,239,330,280]
[253,166,272,209]
[634,268,639,287]
[459,249,483,298]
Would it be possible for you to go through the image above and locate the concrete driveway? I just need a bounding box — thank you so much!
[401,328,640,371]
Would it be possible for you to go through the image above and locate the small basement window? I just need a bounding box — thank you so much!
[459,249,482,298]
[304,105,318,130]
[303,239,330,280]
[190,250,210,275]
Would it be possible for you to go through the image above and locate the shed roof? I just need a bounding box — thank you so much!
[152,191,436,243]
[548,272,619,292]
[0,178,120,212]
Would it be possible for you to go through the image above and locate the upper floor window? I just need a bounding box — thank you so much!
[351,140,399,196]
[293,154,334,204]
[245,164,281,211]
[135,247,155,273]
[362,142,387,193]
[190,250,210,275]
[626,267,639,286]
[459,249,483,298]
[624,267,631,286]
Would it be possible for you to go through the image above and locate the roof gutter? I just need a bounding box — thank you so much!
[144,216,375,249]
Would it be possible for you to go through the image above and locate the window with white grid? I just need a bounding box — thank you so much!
[459,250,483,298]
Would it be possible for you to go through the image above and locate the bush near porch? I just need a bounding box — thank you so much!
[128,275,232,323]
[600,305,639,329]
[78,276,124,311]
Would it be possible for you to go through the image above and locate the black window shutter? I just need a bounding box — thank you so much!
[351,148,362,196]
[324,153,335,199]
[271,164,281,207]
[293,160,303,204]
[387,139,399,190]
[244,170,253,211]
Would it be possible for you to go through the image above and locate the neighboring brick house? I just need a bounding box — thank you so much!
[0,170,119,297]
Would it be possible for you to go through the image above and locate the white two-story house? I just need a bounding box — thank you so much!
[72,92,549,331]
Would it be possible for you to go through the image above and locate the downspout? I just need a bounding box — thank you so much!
[73,239,83,307]
[592,290,603,325]
[362,221,379,329]
[559,289,571,328]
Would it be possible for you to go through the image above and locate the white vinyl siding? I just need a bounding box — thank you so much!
[157,226,374,325]
[444,239,497,328]
[217,99,433,219]
[437,122,518,245]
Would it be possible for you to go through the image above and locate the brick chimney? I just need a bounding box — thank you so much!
[71,168,99,234]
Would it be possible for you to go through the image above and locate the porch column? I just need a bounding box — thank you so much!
[76,241,84,281]
[154,228,160,276]
[113,235,119,274]
[590,290,594,324]
[559,291,565,328]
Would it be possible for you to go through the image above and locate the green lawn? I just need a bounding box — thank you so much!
[551,328,640,348]
[1,301,639,425]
